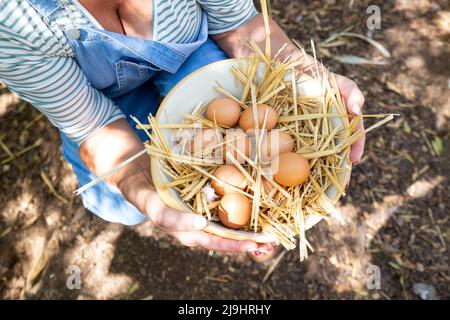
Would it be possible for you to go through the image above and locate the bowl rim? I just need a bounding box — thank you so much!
[150,58,350,243]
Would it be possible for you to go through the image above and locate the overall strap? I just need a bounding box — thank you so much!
[27,0,63,21]
[70,12,210,74]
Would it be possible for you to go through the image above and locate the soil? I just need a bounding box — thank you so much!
[1,0,449,300]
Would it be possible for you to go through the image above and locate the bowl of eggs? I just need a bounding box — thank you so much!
[147,56,354,249]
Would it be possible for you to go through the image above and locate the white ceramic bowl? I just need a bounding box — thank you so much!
[151,58,350,243]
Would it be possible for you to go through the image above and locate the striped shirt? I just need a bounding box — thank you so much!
[0,0,257,144]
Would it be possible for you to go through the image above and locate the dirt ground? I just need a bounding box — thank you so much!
[1,0,449,300]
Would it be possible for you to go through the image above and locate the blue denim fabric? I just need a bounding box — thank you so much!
[64,13,210,99]
[28,0,228,225]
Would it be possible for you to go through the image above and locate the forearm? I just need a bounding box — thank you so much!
[213,13,316,71]
[78,119,164,214]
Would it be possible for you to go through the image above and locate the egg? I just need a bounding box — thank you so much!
[206,98,241,128]
[218,192,252,229]
[190,128,222,155]
[239,104,278,132]
[222,130,252,164]
[260,130,295,161]
[271,152,310,187]
[211,165,248,196]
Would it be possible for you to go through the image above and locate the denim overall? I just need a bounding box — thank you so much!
[28,0,228,225]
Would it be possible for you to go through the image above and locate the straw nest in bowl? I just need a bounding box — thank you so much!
[72,1,395,261]
[136,44,394,259]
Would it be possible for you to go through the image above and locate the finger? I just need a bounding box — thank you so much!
[248,242,278,254]
[335,75,366,164]
[148,208,207,232]
[350,118,365,164]
[346,84,365,164]
[335,75,365,111]
[346,91,365,116]
[172,230,259,252]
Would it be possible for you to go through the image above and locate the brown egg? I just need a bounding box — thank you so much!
[260,130,295,161]
[271,152,310,187]
[190,128,222,155]
[206,98,241,128]
[218,192,252,229]
[211,165,248,196]
[239,104,278,132]
[222,130,251,164]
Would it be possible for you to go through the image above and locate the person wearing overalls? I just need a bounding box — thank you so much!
[0,0,365,257]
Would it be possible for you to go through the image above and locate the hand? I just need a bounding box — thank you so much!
[334,74,365,164]
[146,194,260,252]
[123,175,260,253]
[79,119,260,253]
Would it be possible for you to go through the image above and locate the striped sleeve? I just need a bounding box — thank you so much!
[197,0,258,35]
[0,1,125,145]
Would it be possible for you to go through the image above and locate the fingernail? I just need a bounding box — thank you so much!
[254,250,262,255]
[352,104,361,115]
[246,245,259,252]
[258,244,273,252]
[193,216,207,229]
